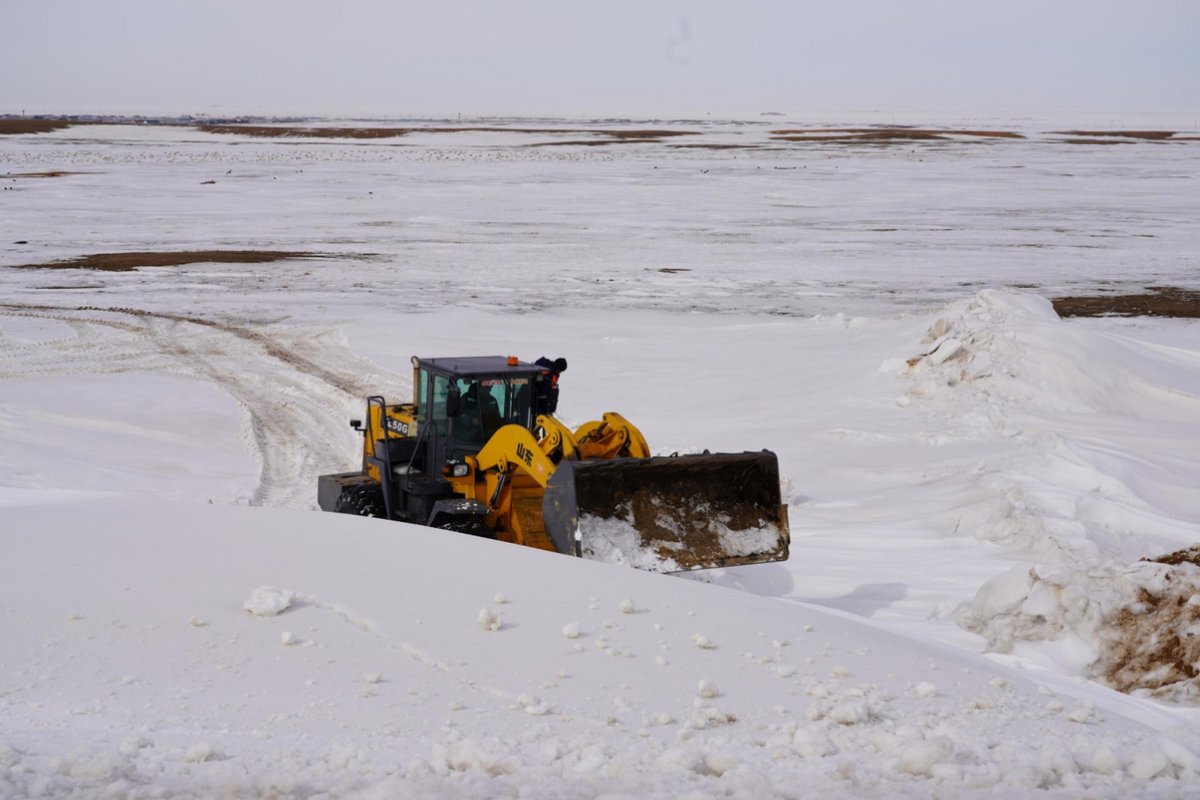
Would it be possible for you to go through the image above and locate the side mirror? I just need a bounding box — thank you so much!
[446,386,460,417]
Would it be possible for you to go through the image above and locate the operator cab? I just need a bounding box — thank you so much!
[413,356,545,470]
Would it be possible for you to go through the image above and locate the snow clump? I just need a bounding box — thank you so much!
[184,742,225,763]
[690,633,715,650]
[561,621,580,639]
[477,607,502,632]
[618,598,635,614]
[243,586,294,617]
[517,693,549,715]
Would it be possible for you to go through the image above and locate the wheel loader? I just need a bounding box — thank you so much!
[317,355,789,572]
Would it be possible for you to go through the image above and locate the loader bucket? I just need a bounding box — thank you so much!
[542,451,790,572]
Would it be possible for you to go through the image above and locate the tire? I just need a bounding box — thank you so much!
[333,483,386,518]
[438,520,497,539]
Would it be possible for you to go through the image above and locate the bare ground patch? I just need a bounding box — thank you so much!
[0,119,74,135]
[770,128,1024,143]
[197,125,415,139]
[1051,130,1181,141]
[197,124,698,143]
[1051,287,1200,318]
[5,170,91,178]
[668,143,765,150]
[10,250,331,272]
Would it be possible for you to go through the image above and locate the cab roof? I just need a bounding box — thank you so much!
[416,356,544,377]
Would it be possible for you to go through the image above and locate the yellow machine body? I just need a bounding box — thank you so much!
[318,356,789,573]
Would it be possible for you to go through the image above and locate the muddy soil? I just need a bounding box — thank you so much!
[11,250,327,272]
[1051,287,1200,318]
[197,125,697,142]
[5,170,90,178]
[0,119,73,135]
[770,128,1024,142]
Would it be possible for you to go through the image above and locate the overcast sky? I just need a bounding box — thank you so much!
[2,0,1196,116]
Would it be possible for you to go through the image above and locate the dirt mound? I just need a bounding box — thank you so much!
[1099,550,1200,698]
[12,250,326,272]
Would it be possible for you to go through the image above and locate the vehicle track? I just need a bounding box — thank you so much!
[0,302,404,509]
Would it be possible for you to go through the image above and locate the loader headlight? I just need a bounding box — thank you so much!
[449,463,470,478]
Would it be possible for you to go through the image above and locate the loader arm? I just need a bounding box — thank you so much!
[460,423,566,553]
[574,412,651,459]
[536,414,581,461]
[468,424,558,488]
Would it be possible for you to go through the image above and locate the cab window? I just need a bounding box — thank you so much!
[417,371,450,435]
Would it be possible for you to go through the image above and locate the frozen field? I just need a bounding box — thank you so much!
[2,117,1200,797]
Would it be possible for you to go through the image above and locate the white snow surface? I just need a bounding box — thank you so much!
[3,119,1200,797]
[4,499,1199,798]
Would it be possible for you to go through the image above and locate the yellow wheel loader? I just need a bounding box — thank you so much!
[317,356,789,572]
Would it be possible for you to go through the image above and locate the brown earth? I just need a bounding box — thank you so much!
[668,143,764,150]
[0,119,73,135]
[1103,583,1200,694]
[197,125,414,139]
[1050,287,1200,318]
[197,125,696,141]
[771,128,1024,142]
[11,250,327,272]
[5,171,89,178]
[437,127,692,138]
[1051,130,1179,140]
[1151,547,1200,567]
[1099,545,1200,696]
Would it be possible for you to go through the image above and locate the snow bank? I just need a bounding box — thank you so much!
[898,291,1200,697]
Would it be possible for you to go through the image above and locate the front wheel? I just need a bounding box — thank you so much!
[333,483,386,518]
[438,520,497,539]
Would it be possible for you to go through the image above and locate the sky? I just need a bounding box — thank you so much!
[2,0,1197,117]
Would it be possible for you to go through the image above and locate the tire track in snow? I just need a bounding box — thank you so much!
[0,303,403,509]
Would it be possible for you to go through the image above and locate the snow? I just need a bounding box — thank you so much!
[3,117,1200,797]
[242,586,295,617]
[578,513,683,572]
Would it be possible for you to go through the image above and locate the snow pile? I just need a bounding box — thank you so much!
[899,290,1171,418]
[960,549,1200,701]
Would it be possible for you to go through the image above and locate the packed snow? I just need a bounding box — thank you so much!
[3,117,1200,797]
